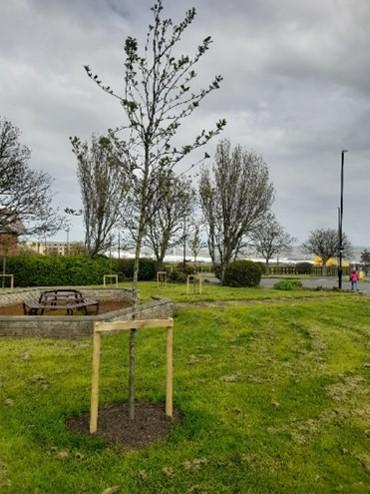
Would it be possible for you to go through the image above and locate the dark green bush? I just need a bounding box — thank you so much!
[295,262,313,275]
[116,257,156,281]
[213,264,222,280]
[255,262,266,275]
[223,260,261,287]
[273,280,303,291]
[167,270,187,283]
[164,262,196,283]
[175,262,196,275]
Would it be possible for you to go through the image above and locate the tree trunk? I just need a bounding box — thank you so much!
[128,223,144,420]
[2,256,6,289]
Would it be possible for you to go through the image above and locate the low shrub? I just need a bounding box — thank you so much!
[175,262,196,275]
[167,270,187,283]
[223,260,261,287]
[295,262,313,275]
[273,280,303,291]
[164,262,196,283]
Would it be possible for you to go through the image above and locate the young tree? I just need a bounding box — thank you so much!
[0,117,61,236]
[144,173,194,264]
[252,213,295,267]
[189,221,206,267]
[303,228,352,269]
[70,134,128,257]
[84,0,225,418]
[199,139,274,280]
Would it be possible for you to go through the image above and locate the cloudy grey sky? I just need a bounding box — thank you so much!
[1,0,370,245]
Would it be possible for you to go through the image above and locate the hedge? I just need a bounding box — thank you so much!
[116,257,157,281]
[223,260,261,287]
[4,255,156,287]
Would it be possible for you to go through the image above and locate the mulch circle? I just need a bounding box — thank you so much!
[67,402,182,451]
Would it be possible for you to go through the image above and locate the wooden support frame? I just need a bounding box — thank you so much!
[90,317,174,434]
[156,271,167,288]
[0,274,14,289]
[186,274,202,295]
[103,274,118,288]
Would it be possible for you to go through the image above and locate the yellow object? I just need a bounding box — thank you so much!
[359,271,365,280]
[312,256,349,267]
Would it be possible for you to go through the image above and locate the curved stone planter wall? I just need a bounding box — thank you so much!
[0,287,172,338]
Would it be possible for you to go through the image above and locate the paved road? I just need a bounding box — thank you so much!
[261,277,369,294]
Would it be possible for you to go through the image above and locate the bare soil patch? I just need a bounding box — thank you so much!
[67,402,182,450]
[0,300,130,316]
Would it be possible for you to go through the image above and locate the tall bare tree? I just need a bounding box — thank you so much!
[360,249,370,275]
[144,173,194,264]
[70,135,128,257]
[199,139,274,280]
[0,117,61,236]
[303,228,352,269]
[84,0,226,418]
[252,213,295,266]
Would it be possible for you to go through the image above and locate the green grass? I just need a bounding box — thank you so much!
[116,280,348,303]
[0,294,369,493]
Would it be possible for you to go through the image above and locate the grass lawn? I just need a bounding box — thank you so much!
[116,280,350,303]
[0,293,369,493]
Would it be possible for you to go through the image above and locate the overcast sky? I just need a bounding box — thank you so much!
[1,0,369,245]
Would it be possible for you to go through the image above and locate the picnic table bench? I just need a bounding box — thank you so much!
[23,289,99,316]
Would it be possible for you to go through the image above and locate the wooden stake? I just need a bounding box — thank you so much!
[166,324,173,417]
[128,328,137,420]
[90,331,101,433]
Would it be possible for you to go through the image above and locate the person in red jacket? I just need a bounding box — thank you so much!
[350,267,359,291]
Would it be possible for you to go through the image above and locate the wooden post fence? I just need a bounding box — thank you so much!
[103,274,118,288]
[156,271,167,288]
[186,274,202,295]
[90,317,174,434]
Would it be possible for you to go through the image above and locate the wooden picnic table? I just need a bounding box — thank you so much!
[23,289,99,316]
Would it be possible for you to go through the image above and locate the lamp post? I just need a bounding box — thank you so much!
[338,149,348,289]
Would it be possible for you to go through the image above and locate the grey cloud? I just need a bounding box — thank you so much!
[1,0,370,245]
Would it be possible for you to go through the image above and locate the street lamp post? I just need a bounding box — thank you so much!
[338,149,348,289]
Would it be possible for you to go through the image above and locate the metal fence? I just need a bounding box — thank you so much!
[266,266,350,277]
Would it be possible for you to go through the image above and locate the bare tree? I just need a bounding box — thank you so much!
[70,134,128,257]
[84,0,226,418]
[0,117,62,236]
[360,249,370,276]
[252,213,295,267]
[199,139,274,280]
[303,228,352,269]
[189,221,206,267]
[144,173,194,264]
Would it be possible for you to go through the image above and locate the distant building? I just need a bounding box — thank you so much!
[22,240,86,256]
[23,241,69,256]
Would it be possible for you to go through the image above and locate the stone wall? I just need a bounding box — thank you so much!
[0,287,134,307]
[0,296,173,339]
